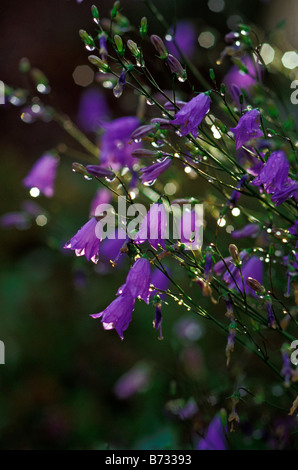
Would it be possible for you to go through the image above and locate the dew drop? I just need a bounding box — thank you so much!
[113,84,123,98]
[84,175,93,181]
[146,98,154,106]
[85,45,95,52]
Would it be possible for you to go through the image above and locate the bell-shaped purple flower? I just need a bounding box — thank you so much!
[150,268,170,299]
[64,217,102,263]
[23,153,59,198]
[91,291,135,340]
[134,203,168,251]
[251,150,289,194]
[171,93,211,138]
[140,157,172,185]
[230,109,263,150]
[100,116,141,170]
[124,257,151,304]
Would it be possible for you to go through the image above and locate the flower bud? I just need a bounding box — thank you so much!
[246,277,265,294]
[72,162,87,175]
[131,149,158,158]
[86,165,115,179]
[150,35,168,59]
[91,5,100,24]
[140,17,148,39]
[131,124,156,141]
[114,34,124,55]
[88,55,110,73]
[229,244,240,264]
[167,54,187,82]
[111,1,120,19]
[127,40,139,56]
[79,30,95,50]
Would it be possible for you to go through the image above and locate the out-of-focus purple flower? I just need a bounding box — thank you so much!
[171,93,211,138]
[225,320,237,366]
[281,349,292,387]
[288,220,298,238]
[91,291,135,340]
[196,415,227,450]
[90,188,112,217]
[134,203,168,251]
[153,301,163,337]
[288,221,298,248]
[113,362,152,399]
[227,174,248,208]
[77,88,109,133]
[230,109,263,150]
[165,21,197,59]
[266,301,277,329]
[113,68,127,98]
[217,252,263,297]
[64,217,102,263]
[251,150,289,194]
[23,153,59,198]
[124,257,151,304]
[204,253,213,281]
[0,212,30,230]
[177,208,202,250]
[99,34,108,60]
[100,116,141,169]
[97,228,128,266]
[140,157,172,185]
[150,268,170,298]
[223,55,262,107]
[231,223,260,239]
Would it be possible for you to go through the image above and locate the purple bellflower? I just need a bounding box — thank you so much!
[289,221,298,248]
[124,257,151,304]
[230,109,263,150]
[140,157,172,185]
[134,203,168,251]
[113,362,151,399]
[64,217,102,263]
[150,268,170,299]
[91,291,135,340]
[23,153,59,198]
[171,93,211,138]
[251,150,289,194]
[100,116,140,170]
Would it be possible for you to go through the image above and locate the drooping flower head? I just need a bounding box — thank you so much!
[230,109,263,150]
[91,291,135,340]
[134,203,168,251]
[23,153,59,198]
[100,116,141,170]
[171,93,211,138]
[64,217,102,263]
[124,257,151,304]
